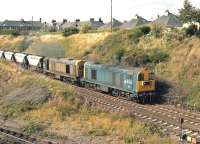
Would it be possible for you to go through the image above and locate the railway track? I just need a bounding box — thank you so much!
[74,86,200,139]
[0,126,57,144]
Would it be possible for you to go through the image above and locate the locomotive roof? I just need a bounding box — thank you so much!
[85,62,145,74]
[49,58,81,65]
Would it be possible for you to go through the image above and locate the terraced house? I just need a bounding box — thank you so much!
[0,19,43,31]
[120,15,150,29]
[153,11,183,28]
[61,18,104,30]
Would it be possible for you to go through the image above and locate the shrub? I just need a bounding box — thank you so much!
[62,27,79,37]
[152,23,163,38]
[11,30,20,36]
[123,48,169,67]
[112,49,125,64]
[0,29,20,36]
[128,28,144,43]
[80,24,92,33]
[185,24,198,36]
[139,26,151,35]
[83,50,91,56]
[18,37,33,52]
[123,49,150,66]
[148,48,169,64]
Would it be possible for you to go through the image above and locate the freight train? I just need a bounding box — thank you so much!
[0,50,155,103]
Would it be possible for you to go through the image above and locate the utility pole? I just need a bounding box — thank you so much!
[111,0,113,32]
[32,16,33,31]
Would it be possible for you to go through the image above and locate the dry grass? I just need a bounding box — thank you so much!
[61,32,110,58]
[0,35,24,51]
[24,33,110,58]
[0,61,175,143]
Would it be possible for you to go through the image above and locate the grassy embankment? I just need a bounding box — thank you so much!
[1,28,200,108]
[0,61,175,143]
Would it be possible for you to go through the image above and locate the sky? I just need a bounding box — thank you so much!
[0,0,200,22]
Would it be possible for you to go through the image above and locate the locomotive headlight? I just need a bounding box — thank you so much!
[142,81,150,86]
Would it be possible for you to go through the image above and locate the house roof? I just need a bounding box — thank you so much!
[61,19,104,29]
[153,13,182,28]
[100,18,122,29]
[61,22,77,28]
[0,20,42,27]
[120,15,149,29]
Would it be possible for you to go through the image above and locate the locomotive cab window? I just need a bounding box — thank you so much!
[126,75,132,80]
[138,73,144,81]
[66,65,70,74]
[91,69,97,80]
[79,64,84,71]
[149,72,155,80]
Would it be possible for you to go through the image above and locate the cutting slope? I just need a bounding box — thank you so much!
[0,30,200,108]
[26,33,110,58]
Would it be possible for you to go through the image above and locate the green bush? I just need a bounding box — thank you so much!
[123,48,169,67]
[62,27,79,37]
[185,24,198,36]
[112,49,125,64]
[123,49,150,66]
[139,26,151,35]
[80,24,92,33]
[128,28,144,43]
[83,50,91,56]
[148,48,169,64]
[18,37,33,52]
[0,29,20,36]
[11,31,20,36]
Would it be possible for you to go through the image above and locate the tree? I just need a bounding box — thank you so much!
[185,24,198,36]
[62,27,79,37]
[179,0,200,23]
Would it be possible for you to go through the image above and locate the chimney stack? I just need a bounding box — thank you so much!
[166,10,171,16]
[99,17,103,23]
[39,18,42,23]
[52,19,56,24]
[136,14,142,19]
[63,19,67,24]
[75,19,80,23]
[90,18,94,22]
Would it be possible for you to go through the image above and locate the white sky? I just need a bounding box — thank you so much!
[0,0,200,22]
